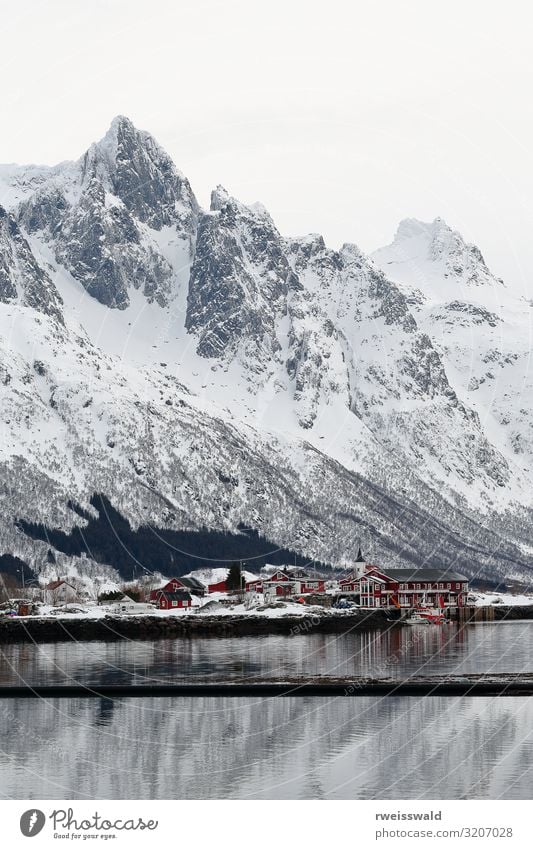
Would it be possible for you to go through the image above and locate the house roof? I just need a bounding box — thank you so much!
[341,574,386,584]
[157,590,192,601]
[179,576,205,592]
[381,568,468,582]
[264,567,312,578]
[157,576,205,592]
[45,579,76,591]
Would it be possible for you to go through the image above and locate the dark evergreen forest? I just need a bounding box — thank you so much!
[16,494,316,579]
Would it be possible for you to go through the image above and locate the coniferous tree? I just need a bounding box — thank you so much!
[226,561,242,592]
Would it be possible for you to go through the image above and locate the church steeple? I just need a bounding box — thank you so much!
[354,547,366,578]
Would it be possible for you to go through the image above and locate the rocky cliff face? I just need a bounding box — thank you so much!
[0,205,63,320]
[0,118,531,585]
[186,187,295,367]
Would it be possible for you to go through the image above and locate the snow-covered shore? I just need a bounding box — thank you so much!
[0,607,394,643]
[471,591,533,607]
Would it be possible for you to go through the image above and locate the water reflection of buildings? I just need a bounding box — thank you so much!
[0,622,519,690]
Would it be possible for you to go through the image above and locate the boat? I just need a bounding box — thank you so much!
[403,612,430,625]
[417,607,447,624]
[404,607,448,625]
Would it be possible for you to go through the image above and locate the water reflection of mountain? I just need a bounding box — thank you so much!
[0,696,531,799]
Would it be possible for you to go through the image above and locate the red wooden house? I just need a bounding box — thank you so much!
[339,552,468,610]
[339,570,389,606]
[150,578,183,600]
[261,568,325,599]
[262,570,293,598]
[291,568,325,594]
[149,576,205,602]
[154,590,192,610]
[208,577,229,593]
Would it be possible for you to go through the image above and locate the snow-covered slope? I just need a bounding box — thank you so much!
[182,567,260,587]
[373,218,533,479]
[0,118,532,585]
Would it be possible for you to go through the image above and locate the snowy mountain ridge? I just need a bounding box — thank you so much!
[0,116,532,585]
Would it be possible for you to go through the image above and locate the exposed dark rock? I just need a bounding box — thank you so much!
[0,205,63,321]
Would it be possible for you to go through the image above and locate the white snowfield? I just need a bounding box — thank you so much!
[13,591,533,623]
[181,567,260,586]
[470,592,533,608]
[16,598,343,621]
[0,117,532,588]
[12,588,533,624]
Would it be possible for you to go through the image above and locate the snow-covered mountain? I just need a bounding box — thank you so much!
[0,116,532,586]
[372,219,533,488]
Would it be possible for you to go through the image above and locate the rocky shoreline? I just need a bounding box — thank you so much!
[1,605,532,643]
[0,609,397,643]
[490,605,533,620]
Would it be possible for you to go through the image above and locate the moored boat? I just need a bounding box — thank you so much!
[403,612,430,625]
[404,607,448,625]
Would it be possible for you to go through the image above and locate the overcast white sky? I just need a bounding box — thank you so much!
[2,0,533,290]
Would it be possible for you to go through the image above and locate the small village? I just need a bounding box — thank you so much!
[0,549,485,626]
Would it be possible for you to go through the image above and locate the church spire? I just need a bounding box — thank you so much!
[354,546,366,578]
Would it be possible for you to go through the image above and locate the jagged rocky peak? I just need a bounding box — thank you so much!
[186,188,298,364]
[210,185,275,226]
[340,241,365,260]
[53,176,174,310]
[290,232,326,253]
[79,115,199,232]
[207,184,250,223]
[0,205,63,322]
[210,184,232,212]
[376,216,503,288]
[15,117,196,310]
[287,234,331,276]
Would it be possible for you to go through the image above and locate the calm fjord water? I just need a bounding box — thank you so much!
[1,621,532,799]
[0,620,530,686]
